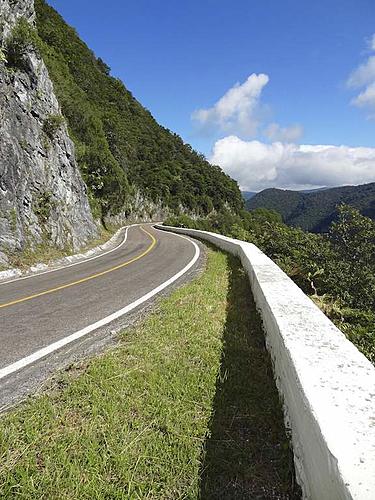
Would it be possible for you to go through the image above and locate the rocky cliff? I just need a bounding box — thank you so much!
[0,0,97,265]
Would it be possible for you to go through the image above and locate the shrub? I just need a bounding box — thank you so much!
[164,214,197,229]
[33,191,55,223]
[330,204,375,266]
[5,18,38,71]
[43,114,65,140]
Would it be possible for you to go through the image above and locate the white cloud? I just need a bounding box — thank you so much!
[352,82,375,109]
[210,136,375,191]
[192,73,269,136]
[264,122,304,142]
[347,35,375,111]
[347,55,375,89]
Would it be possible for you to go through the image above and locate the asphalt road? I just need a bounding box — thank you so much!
[0,224,201,409]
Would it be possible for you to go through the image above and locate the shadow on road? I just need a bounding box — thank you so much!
[199,254,301,500]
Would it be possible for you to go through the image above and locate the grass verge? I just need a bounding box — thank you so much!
[4,225,117,271]
[0,249,300,499]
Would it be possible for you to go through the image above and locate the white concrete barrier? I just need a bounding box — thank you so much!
[156,225,375,500]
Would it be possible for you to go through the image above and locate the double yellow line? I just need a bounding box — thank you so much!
[0,226,157,310]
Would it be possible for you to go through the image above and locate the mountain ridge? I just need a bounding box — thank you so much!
[246,182,375,232]
[34,0,243,222]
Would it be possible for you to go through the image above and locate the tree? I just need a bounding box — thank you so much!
[330,204,375,266]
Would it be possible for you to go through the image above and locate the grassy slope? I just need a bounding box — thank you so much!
[0,249,299,499]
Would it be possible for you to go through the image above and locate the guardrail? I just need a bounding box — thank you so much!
[156,225,375,500]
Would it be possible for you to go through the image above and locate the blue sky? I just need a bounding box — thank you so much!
[47,0,375,190]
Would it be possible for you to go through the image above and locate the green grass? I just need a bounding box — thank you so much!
[0,249,299,499]
[200,259,300,500]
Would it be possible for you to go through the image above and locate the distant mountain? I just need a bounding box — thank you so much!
[242,187,327,201]
[246,183,375,232]
[241,191,257,200]
[299,187,329,194]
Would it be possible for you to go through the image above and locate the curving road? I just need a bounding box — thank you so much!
[0,224,201,409]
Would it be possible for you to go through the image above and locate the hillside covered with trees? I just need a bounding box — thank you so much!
[34,0,243,220]
[246,183,375,232]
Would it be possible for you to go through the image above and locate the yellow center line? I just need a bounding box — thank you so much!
[0,226,157,310]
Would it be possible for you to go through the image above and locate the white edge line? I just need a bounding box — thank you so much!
[0,231,200,380]
[0,224,139,286]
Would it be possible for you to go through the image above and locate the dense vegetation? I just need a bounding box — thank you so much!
[166,205,375,364]
[33,0,243,220]
[246,182,375,232]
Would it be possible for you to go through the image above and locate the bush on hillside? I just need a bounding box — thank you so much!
[5,18,38,71]
[43,114,65,140]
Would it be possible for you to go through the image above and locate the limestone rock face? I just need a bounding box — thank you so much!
[0,0,97,265]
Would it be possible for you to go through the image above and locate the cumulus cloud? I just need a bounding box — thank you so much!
[347,35,375,111]
[210,136,375,191]
[347,56,375,89]
[352,82,375,109]
[192,73,269,136]
[264,122,304,142]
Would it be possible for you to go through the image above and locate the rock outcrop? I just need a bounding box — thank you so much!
[0,0,97,265]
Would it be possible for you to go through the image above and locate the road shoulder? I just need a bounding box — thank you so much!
[0,236,206,411]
